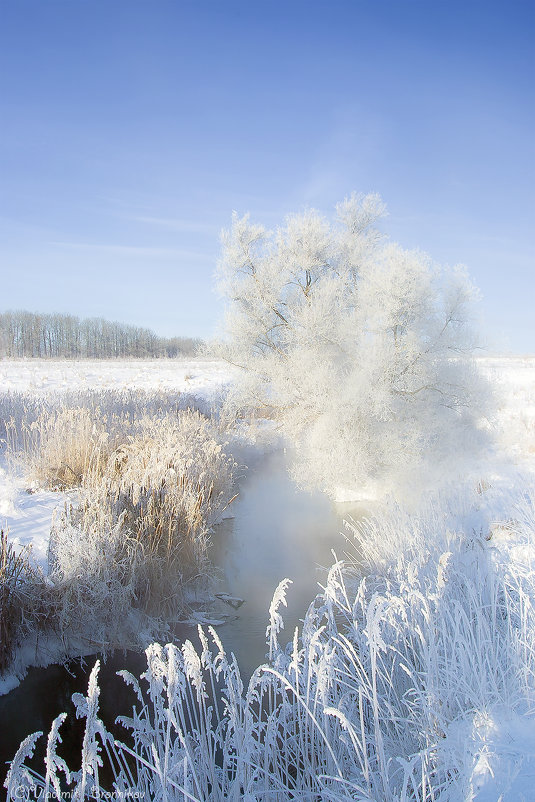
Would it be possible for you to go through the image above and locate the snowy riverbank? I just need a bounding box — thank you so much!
[1,355,534,800]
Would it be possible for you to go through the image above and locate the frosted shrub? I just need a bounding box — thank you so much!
[216,193,490,499]
[47,508,141,648]
[88,410,235,615]
[2,396,236,653]
[9,486,535,800]
[49,410,236,635]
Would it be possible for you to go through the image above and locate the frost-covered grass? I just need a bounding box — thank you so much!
[6,483,535,800]
[48,410,236,639]
[6,404,120,490]
[1,386,213,483]
[0,533,52,673]
[1,394,236,659]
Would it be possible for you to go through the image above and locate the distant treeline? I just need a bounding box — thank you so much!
[0,310,203,359]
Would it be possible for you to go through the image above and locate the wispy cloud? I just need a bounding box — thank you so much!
[50,241,209,260]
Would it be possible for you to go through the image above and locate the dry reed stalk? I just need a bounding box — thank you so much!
[46,410,235,625]
[0,530,52,672]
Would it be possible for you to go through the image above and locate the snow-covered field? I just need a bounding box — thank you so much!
[1,355,535,801]
[481,355,535,462]
[0,357,234,397]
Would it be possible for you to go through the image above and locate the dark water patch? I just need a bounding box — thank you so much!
[0,650,147,793]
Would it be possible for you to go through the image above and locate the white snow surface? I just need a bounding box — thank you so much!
[0,459,62,571]
[0,357,234,399]
[481,355,535,466]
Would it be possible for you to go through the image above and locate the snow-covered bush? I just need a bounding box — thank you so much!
[0,391,236,654]
[47,506,142,648]
[9,484,534,800]
[48,410,236,641]
[216,193,490,499]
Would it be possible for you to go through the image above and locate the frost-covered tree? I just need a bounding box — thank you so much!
[0,310,203,358]
[216,193,489,499]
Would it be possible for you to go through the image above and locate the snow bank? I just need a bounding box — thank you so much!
[0,458,62,571]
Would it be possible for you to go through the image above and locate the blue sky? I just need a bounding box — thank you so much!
[1,0,533,350]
